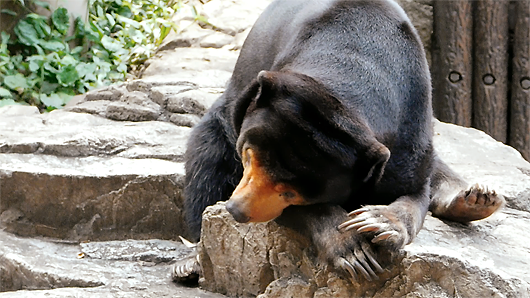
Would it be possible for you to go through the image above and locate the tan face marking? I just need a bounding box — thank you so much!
[228,148,305,222]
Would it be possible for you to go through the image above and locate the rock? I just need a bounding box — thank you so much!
[84,85,125,102]
[0,109,191,241]
[198,121,530,298]
[158,24,218,49]
[141,47,239,77]
[201,0,274,36]
[166,90,213,115]
[141,70,232,90]
[106,101,160,122]
[170,113,202,128]
[0,105,39,116]
[64,100,110,117]
[200,32,234,49]
[0,230,225,297]
[257,278,317,298]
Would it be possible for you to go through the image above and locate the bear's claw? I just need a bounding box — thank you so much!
[335,241,383,282]
[372,230,400,243]
[339,205,408,250]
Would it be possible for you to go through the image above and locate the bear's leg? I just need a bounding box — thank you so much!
[428,155,505,222]
[183,111,242,241]
[174,109,243,284]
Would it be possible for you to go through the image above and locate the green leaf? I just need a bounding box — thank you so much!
[3,73,29,90]
[52,7,70,34]
[60,55,78,66]
[28,59,42,72]
[40,82,59,94]
[106,13,116,27]
[116,15,141,28]
[26,14,51,38]
[1,32,10,44]
[76,62,97,78]
[40,93,64,108]
[97,5,104,18]
[1,9,17,16]
[117,6,132,18]
[0,98,24,107]
[44,62,59,74]
[0,87,13,98]
[101,35,124,52]
[40,40,65,51]
[14,20,40,46]
[33,0,51,10]
[48,92,72,108]
[71,46,84,55]
[57,65,79,86]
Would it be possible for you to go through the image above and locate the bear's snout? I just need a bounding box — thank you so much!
[226,200,251,223]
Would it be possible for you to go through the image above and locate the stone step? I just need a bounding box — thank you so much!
[0,230,224,297]
[0,107,191,241]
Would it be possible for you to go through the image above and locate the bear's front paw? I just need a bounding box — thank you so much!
[338,205,409,251]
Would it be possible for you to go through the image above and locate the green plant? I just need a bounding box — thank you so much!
[0,0,181,111]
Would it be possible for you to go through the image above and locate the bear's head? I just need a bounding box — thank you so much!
[226,70,390,223]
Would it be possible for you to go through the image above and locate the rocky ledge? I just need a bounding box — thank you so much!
[197,120,530,298]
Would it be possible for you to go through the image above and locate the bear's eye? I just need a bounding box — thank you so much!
[280,191,296,199]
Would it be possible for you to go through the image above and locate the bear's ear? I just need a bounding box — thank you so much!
[257,70,275,92]
[232,71,280,135]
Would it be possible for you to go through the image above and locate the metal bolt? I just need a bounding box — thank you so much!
[448,71,462,83]
[483,74,495,85]
[521,78,530,90]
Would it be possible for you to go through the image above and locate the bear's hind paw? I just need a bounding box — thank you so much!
[171,252,201,284]
[437,184,505,223]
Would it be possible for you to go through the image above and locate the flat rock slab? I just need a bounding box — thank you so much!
[0,107,191,241]
[0,230,224,297]
[198,121,530,298]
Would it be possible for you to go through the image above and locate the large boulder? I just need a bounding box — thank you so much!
[198,120,530,298]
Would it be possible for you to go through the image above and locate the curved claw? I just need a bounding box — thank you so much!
[357,223,384,233]
[372,231,399,243]
[339,258,358,282]
[348,207,369,217]
[338,215,370,231]
[361,242,384,273]
[354,250,378,280]
[352,259,372,281]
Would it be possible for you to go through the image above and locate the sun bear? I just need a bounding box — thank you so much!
[174,0,504,282]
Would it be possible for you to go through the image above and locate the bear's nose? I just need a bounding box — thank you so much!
[226,200,250,223]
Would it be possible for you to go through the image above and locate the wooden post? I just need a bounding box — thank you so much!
[509,1,530,160]
[472,0,510,143]
[432,0,473,127]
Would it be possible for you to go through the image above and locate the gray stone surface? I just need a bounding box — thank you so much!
[1,0,271,294]
[0,230,224,297]
[0,108,191,242]
[198,121,530,298]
